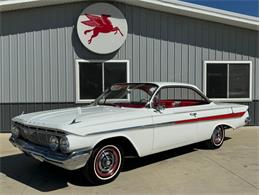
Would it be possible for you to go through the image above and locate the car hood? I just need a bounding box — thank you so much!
[12,106,151,136]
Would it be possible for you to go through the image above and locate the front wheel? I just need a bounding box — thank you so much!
[206,126,225,149]
[83,144,124,185]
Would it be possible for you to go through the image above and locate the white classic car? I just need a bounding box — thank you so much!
[10,82,250,184]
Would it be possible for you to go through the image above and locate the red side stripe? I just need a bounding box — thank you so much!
[175,112,245,124]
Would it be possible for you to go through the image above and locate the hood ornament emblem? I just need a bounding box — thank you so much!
[70,107,82,125]
[70,119,81,125]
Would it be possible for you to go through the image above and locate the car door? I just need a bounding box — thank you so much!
[152,86,209,153]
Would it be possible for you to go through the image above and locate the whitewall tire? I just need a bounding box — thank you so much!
[83,144,124,185]
[206,126,225,149]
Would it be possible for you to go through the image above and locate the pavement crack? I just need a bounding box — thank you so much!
[198,151,258,190]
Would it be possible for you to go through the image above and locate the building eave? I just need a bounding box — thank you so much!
[0,0,258,31]
[117,0,259,31]
[0,0,85,12]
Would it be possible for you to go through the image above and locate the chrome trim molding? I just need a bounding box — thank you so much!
[9,137,92,170]
[87,111,246,136]
[14,122,68,135]
[14,122,67,147]
[87,121,176,136]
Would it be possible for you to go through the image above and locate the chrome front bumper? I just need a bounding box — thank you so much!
[9,137,92,170]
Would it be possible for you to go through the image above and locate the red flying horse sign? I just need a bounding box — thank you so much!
[81,14,124,44]
[77,3,128,54]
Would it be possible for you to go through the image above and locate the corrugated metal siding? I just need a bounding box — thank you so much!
[0,1,259,130]
[0,2,258,103]
[0,3,80,103]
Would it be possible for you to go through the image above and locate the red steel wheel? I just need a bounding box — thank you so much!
[212,126,224,147]
[206,126,225,149]
[83,144,124,185]
[94,145,121,180]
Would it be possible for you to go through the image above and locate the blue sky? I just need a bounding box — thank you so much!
[181,0,259,17]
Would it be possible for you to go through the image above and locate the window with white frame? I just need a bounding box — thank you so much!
[76,60,129,103]
[204,61,252,101]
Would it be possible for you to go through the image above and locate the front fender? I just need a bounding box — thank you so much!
[91,133,142,156]
[88,127,154,157]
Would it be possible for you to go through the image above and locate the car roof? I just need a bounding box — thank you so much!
[116,82,201,90]
[114,82,209,101]
[147,82,200,89]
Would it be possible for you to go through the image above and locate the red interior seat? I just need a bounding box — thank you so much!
[179,100,199,107]
[159,100,175,108]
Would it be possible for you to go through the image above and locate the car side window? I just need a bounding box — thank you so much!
[153,86,209,109]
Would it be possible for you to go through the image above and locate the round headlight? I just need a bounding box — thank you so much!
[11,126,19,138]
[60,137,70,153]
[49,136,59,151]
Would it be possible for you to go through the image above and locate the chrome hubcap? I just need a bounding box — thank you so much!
[94,145,121,180]
[99,151,115,172]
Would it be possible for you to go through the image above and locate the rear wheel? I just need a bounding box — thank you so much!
[83,144,124,185]
[206,126,225,149]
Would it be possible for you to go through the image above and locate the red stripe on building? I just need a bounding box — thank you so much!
[175,112,245,124]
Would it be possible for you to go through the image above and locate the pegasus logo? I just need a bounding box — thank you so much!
[81,14,124,44]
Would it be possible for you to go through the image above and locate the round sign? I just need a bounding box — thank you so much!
[77,3,128,54]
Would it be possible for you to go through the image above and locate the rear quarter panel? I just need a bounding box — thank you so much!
[196,103,248,142]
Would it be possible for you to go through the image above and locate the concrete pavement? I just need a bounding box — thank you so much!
[0,127,258,194]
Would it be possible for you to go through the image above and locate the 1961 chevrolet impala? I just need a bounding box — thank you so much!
[10,82,250,184]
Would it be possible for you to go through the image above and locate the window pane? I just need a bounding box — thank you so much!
[229,64,250,98]
[159,87,204,101]
[156,87,207,108]
[207,64,227,98]
[104,62,127,90]
[130,89,150,102]
[79,62,102,99]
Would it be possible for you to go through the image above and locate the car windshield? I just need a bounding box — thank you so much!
[92,83,158,108]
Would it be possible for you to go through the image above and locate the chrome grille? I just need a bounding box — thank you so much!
[15,123,65,147]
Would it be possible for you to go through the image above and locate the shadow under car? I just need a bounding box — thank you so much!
[0,137,232,191]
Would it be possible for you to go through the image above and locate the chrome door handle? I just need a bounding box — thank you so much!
[190,112,197,117]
